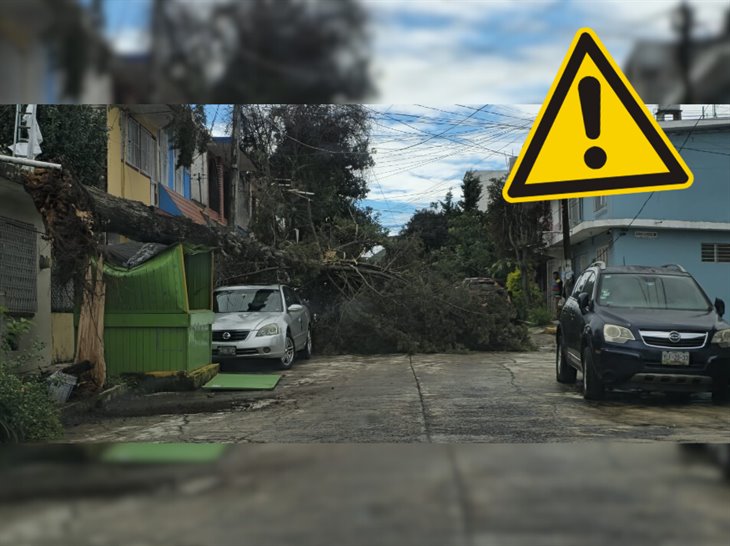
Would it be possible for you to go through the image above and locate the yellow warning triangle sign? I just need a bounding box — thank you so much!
[503,28,693,203]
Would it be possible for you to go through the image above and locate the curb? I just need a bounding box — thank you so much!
[62,384,129,420]
[134,363,220,393]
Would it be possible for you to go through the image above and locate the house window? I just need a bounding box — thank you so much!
[595,245,609,265]
[0,217,37,314]
[594,195,606,211]
[140,127,157,180]
[701,243,730,263]
[125,116,141,169]
[125,115,157,181]
[568,198,583,228]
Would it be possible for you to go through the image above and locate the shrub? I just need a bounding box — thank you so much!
[505,268,543,320]
[314,273,532,354]
[528,306,553,326]
[0,310,63,442]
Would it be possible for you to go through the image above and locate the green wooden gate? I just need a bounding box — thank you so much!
[101,244,214,375]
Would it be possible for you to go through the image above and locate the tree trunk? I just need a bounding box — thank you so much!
[74,258,106,390]
[21,168,392,284]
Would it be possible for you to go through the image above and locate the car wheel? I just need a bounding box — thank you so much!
[582,347,605,401]
[279,333,296,370]
[300,328,312,360]
[555,335,576,384]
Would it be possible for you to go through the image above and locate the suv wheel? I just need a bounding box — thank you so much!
[582,347,605,401]
[556,335,576,384]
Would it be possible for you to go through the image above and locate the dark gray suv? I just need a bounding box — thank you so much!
[556,262,730,402]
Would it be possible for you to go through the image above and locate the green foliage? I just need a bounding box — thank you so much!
[0,311,63,443]
[485,175,550,275]
[506,269,552,324]
[459,170,482,213]
[208,0,373,102]
[170,105,210,170]
[403,203,494,281]
[506,269,543,321]
[402,208,449,253]
[528,306,553,326]
[242,104,376,250]
[315,273,530,355]
[0,105,108,187]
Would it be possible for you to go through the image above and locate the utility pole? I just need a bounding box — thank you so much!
[229,105,240,230]
[561,199,572,293]
[673,1,694,103]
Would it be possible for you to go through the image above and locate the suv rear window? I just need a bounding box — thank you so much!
[597,274,711,311]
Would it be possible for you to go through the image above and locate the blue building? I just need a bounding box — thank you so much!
[545,117,730,307]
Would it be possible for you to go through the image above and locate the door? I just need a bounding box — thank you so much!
[283,286,306,348]
[562,271,589,365]
[569,271,596,368]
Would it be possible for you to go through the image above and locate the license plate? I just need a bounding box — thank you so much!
[218,346,236,356]
[661,351,689,366]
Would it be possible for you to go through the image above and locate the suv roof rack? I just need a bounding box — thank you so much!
[589,261,606,269]
[661,263,687,272]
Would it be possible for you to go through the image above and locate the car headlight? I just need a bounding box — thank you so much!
[256,324,280,337]
[603,324,635,344]
[711,328,730,348]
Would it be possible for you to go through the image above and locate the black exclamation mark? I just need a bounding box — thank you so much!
[579,76,607,169]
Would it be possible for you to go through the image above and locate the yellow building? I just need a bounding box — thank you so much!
[106,105,173,206]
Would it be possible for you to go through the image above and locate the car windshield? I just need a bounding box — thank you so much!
[214,288,283,313]
[597,274,711,311]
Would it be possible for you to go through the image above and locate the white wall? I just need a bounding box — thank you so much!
[0,177,52,370]
[190,151,209,206]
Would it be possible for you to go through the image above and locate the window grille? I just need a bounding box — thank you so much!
[0,217,37,314]
[701,243,730,263]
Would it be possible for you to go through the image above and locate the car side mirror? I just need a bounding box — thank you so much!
[577,292,591,314]
[287,304,304,313]
[715,298,725,318]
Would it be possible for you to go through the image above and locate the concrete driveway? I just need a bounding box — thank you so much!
[2,444,730,546]
[63,333,730,443]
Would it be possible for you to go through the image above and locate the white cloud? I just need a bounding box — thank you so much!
[109,27,151,55]
[367,0,730,102]
[210,121,230,137]
[371,35,570,103]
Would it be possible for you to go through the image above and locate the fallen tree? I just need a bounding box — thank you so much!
[18,167,531,381]
[20,168,398,285]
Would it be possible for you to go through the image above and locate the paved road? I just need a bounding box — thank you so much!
[63,333,730,443]
[2,444,730,545]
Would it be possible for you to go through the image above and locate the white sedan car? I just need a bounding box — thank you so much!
[212,284,312,369]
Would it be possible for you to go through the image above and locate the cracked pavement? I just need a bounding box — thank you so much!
[62,333,730,443]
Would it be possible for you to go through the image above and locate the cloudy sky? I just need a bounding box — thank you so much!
[93,0,730,232]
[360,103,540,231]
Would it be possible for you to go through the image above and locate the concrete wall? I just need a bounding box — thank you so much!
[574,126,730,225]
[475,170,507,212]
[51,313,75,363]
[0,177,52,370]
[0,41,52,103]
[190,151,209,206]
[613,229,730,307]
[563,228,730,307]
